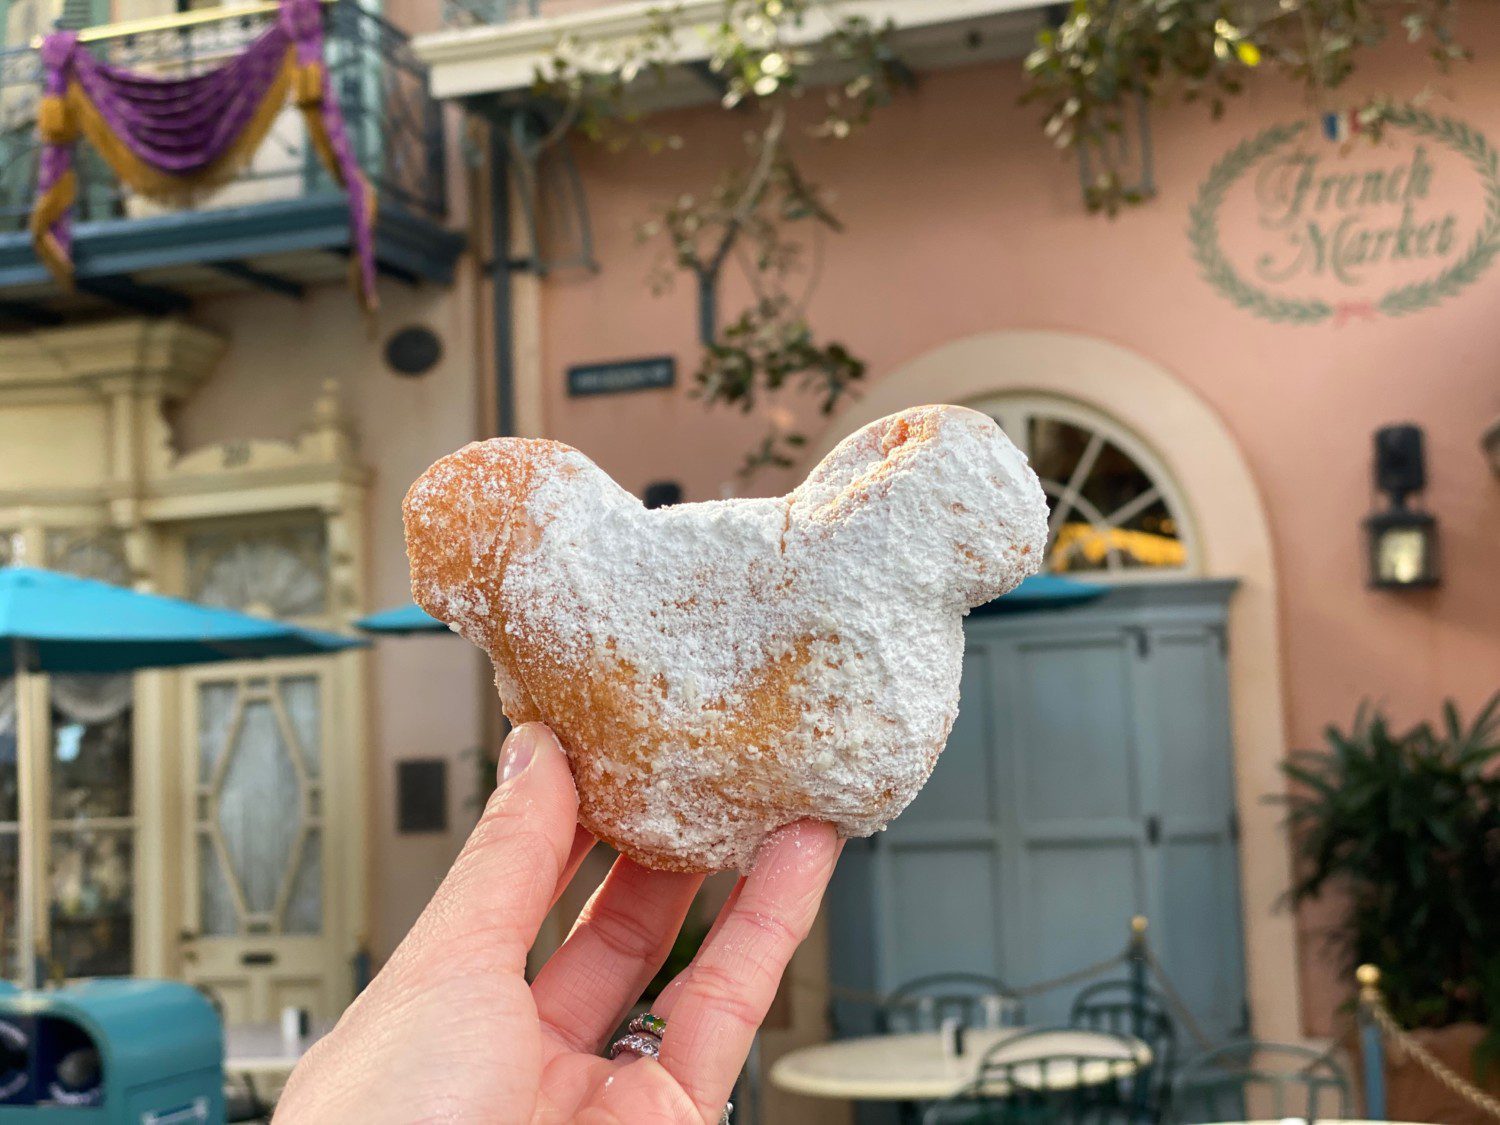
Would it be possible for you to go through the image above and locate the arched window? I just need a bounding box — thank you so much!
[976,395,1198,577]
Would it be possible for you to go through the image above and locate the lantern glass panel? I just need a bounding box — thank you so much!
[1376,526,1430,585]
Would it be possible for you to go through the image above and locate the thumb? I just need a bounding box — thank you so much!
[390,722,579,979]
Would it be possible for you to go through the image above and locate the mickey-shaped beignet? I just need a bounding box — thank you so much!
[403,405,1048,872]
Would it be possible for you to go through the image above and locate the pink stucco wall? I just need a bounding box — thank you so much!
[528,8,1500,1033]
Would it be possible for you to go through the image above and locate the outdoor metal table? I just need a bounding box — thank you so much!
[225,1019,334,1080]
[769,1027,1151,1102]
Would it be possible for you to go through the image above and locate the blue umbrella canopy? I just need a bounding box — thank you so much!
[359,576,1107,635]
[355,601,446,635]
[972,573,1108,616]
[0,567,363,675]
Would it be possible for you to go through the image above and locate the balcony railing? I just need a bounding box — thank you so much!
[442,0,624,30]
[0,0,448,236]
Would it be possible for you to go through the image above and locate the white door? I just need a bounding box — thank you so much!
[179,660,347,1023]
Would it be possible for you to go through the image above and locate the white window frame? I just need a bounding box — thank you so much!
[974,392,1202,580]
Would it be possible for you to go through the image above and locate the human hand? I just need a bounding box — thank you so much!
[275,722,841,1124]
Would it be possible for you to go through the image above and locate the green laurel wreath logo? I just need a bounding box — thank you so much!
[1188,107,1500,325]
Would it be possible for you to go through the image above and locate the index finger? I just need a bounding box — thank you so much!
[656,820,840,1121]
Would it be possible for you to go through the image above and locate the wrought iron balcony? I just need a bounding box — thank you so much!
[0,0,462,317]
[442,0,619,30]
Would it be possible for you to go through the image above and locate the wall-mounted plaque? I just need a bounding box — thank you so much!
[567,356,675,397]
[397,759,448,834]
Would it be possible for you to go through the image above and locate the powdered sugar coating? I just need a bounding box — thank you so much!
[404,405,1048,872]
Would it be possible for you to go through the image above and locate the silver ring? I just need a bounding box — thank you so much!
[606,1012,734,1123]
[608,1031,662,1060]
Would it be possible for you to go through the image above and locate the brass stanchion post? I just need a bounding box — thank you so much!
[1357,964,1388,1120]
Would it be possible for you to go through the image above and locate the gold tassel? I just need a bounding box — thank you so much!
[360,176,379,312]
[341,174,380,313]
[298,98,343,189]
[37,95,78,145]
[293,61,325,109]
[29,169,78,288]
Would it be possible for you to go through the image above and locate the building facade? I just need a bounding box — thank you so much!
[411,1,1500,1118]
[0,0,1495,1118]
[0,0,493,1026]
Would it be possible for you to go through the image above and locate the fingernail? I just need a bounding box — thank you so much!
[498,724,542,786]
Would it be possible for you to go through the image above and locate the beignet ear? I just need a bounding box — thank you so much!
[403,437,561,648]
[789,405,1048,607]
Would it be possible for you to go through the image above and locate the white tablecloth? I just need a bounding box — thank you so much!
[770,1027,1151,1102]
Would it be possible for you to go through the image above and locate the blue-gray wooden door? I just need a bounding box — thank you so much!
[829,580,1247,1046]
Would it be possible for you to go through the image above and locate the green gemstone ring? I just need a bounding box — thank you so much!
[629,1012,667,1037]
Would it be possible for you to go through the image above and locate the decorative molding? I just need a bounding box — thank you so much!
[163,380,366,493]
[0,318,225,404]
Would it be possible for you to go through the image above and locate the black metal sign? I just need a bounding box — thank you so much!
[567,356,675,397]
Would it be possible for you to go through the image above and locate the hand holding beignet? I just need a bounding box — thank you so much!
[403,405,1048,872]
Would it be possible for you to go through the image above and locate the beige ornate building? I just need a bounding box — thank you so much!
[0,0,488,1024]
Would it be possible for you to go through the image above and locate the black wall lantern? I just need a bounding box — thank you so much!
[1365,424,1439,589]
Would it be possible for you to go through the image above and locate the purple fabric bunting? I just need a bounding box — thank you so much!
[33,0,378,308]
[32,32,78,276]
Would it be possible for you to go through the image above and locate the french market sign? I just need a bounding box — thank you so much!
[1190,106,1500,325]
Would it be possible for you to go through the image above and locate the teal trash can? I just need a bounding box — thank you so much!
[0,979,224,1123]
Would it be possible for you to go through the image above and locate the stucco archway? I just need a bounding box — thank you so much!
[809,330,1302,1041]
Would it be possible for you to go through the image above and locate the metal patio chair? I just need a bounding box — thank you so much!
[1167,1039,1352,1124]
[922,1027,1150,1125]
[1069,980,1178,1116]
[879,972,1025,1034]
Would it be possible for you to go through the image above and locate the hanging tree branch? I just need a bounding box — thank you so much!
[534,0,911,479]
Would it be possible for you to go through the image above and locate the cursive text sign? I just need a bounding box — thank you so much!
[1190,107,1500,325]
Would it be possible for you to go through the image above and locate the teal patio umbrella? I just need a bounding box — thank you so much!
[359,574,1108,636]
[974,573,1108,615]
[354,601,446,635]
[0,567,364,988]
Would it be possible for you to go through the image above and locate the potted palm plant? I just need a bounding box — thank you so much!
[1282,694,1500,1124]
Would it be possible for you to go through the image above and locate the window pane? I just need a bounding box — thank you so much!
[216,700,302,917]
[279,677,321,778]
[198,682,239,786]
[1026,417,1094,487]
[284,830,323,935]
[49,828,132,977]
[0,679,16,821]
[0,830,15,978]
[1077,441,1157,521]
[1016,410,1188,575]
[49,677,133,820]
[199,834,239,937]
[1116,497,1186,570]
[185,519,328,618]
[44,530,129,586]
[1050,518,1113,573]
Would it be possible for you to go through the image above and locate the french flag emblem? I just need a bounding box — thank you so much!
[1322,109,1362,142]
